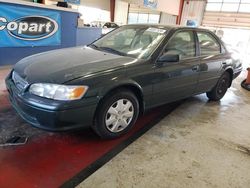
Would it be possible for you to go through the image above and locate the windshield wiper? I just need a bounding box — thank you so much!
[88,44,99,49]
[98,46,126,56]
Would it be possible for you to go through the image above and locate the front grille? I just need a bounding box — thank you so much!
[12,71,29,92]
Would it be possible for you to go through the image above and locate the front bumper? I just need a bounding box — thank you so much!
[5,74,99,131]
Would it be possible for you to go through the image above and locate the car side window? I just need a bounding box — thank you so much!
[163,31,196,60]
[197,32,221,56]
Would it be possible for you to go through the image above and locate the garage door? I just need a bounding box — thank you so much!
[202,0,250,29]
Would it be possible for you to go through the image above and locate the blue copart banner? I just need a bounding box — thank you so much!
[0,3,61,47]
[144,0,157,9]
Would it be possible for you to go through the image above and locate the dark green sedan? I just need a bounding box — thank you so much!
[5,25,242,139]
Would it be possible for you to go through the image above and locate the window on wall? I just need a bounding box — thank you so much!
[221,3,238,12]
[205,0,250,13]
[148,14,160,23]
[128,13,138,24]
[239,4,250,13]
[128,13,160,24]
[138,14,148,23]
[206,3,222,11]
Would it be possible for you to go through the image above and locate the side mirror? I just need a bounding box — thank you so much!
[158,54,179,63]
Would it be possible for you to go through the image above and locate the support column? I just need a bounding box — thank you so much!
[176,0,184,25]
[110,0,115,22]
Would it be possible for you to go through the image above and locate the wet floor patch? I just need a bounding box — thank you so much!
[236,145,250,156]
[0,93,47,144]
[212,138,250,156]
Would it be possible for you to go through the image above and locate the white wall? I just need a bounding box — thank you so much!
[45,0,111,11]
[114,0,129,25]
[157,0,180,16]
[45,0,111,23]
[80,0,110,11]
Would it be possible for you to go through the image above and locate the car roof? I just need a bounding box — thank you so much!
[123,24,210,32]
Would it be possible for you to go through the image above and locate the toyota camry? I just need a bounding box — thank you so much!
[5,25,242,139]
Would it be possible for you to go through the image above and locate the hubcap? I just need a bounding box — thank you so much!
[105,99,134,133]
[217,78,228,95]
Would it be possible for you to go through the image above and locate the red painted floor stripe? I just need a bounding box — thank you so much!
[0,91,10,109]
[0,93,168,188]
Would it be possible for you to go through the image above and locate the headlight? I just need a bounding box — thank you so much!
[29,83,88,101]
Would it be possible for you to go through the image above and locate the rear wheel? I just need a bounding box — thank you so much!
[93,89,139,139]
[206,72,231,101]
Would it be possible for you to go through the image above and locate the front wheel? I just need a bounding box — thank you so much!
[93,89,139,139]
[206,72,231,101]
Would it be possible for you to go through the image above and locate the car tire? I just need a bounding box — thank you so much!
[206,72,231,101]
[93,89,139,139]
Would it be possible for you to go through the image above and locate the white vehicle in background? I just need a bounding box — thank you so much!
[90,21,105,28]
[102,22,119,35]
[89,21,119,35]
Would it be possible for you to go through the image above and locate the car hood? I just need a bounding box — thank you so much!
[14,46,136,84]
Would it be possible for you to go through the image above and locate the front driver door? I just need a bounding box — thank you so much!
[152,30,200,106]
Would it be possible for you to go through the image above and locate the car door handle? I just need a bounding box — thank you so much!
[192,66,199,71]
[222,62,227,65]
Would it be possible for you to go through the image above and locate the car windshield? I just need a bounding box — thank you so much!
[91,26,168,59]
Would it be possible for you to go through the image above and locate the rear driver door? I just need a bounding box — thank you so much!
[195,31,225,93]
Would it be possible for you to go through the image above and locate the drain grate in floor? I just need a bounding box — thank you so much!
[0,136,28,146]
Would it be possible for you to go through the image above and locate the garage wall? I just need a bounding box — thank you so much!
[128,3,160,14]
[180,0,206,26]
[80,0,110,11]
[45,0,110,11]
[160,13,177,25]
[202,0,250,29]
[127,4,161,24]
[123,0,180,15]
[157,0,180,16]
[203,12,250,29]
[114,0,129,25]
[115,0,178,25]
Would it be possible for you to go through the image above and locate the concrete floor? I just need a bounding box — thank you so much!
[78,71,250,188]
